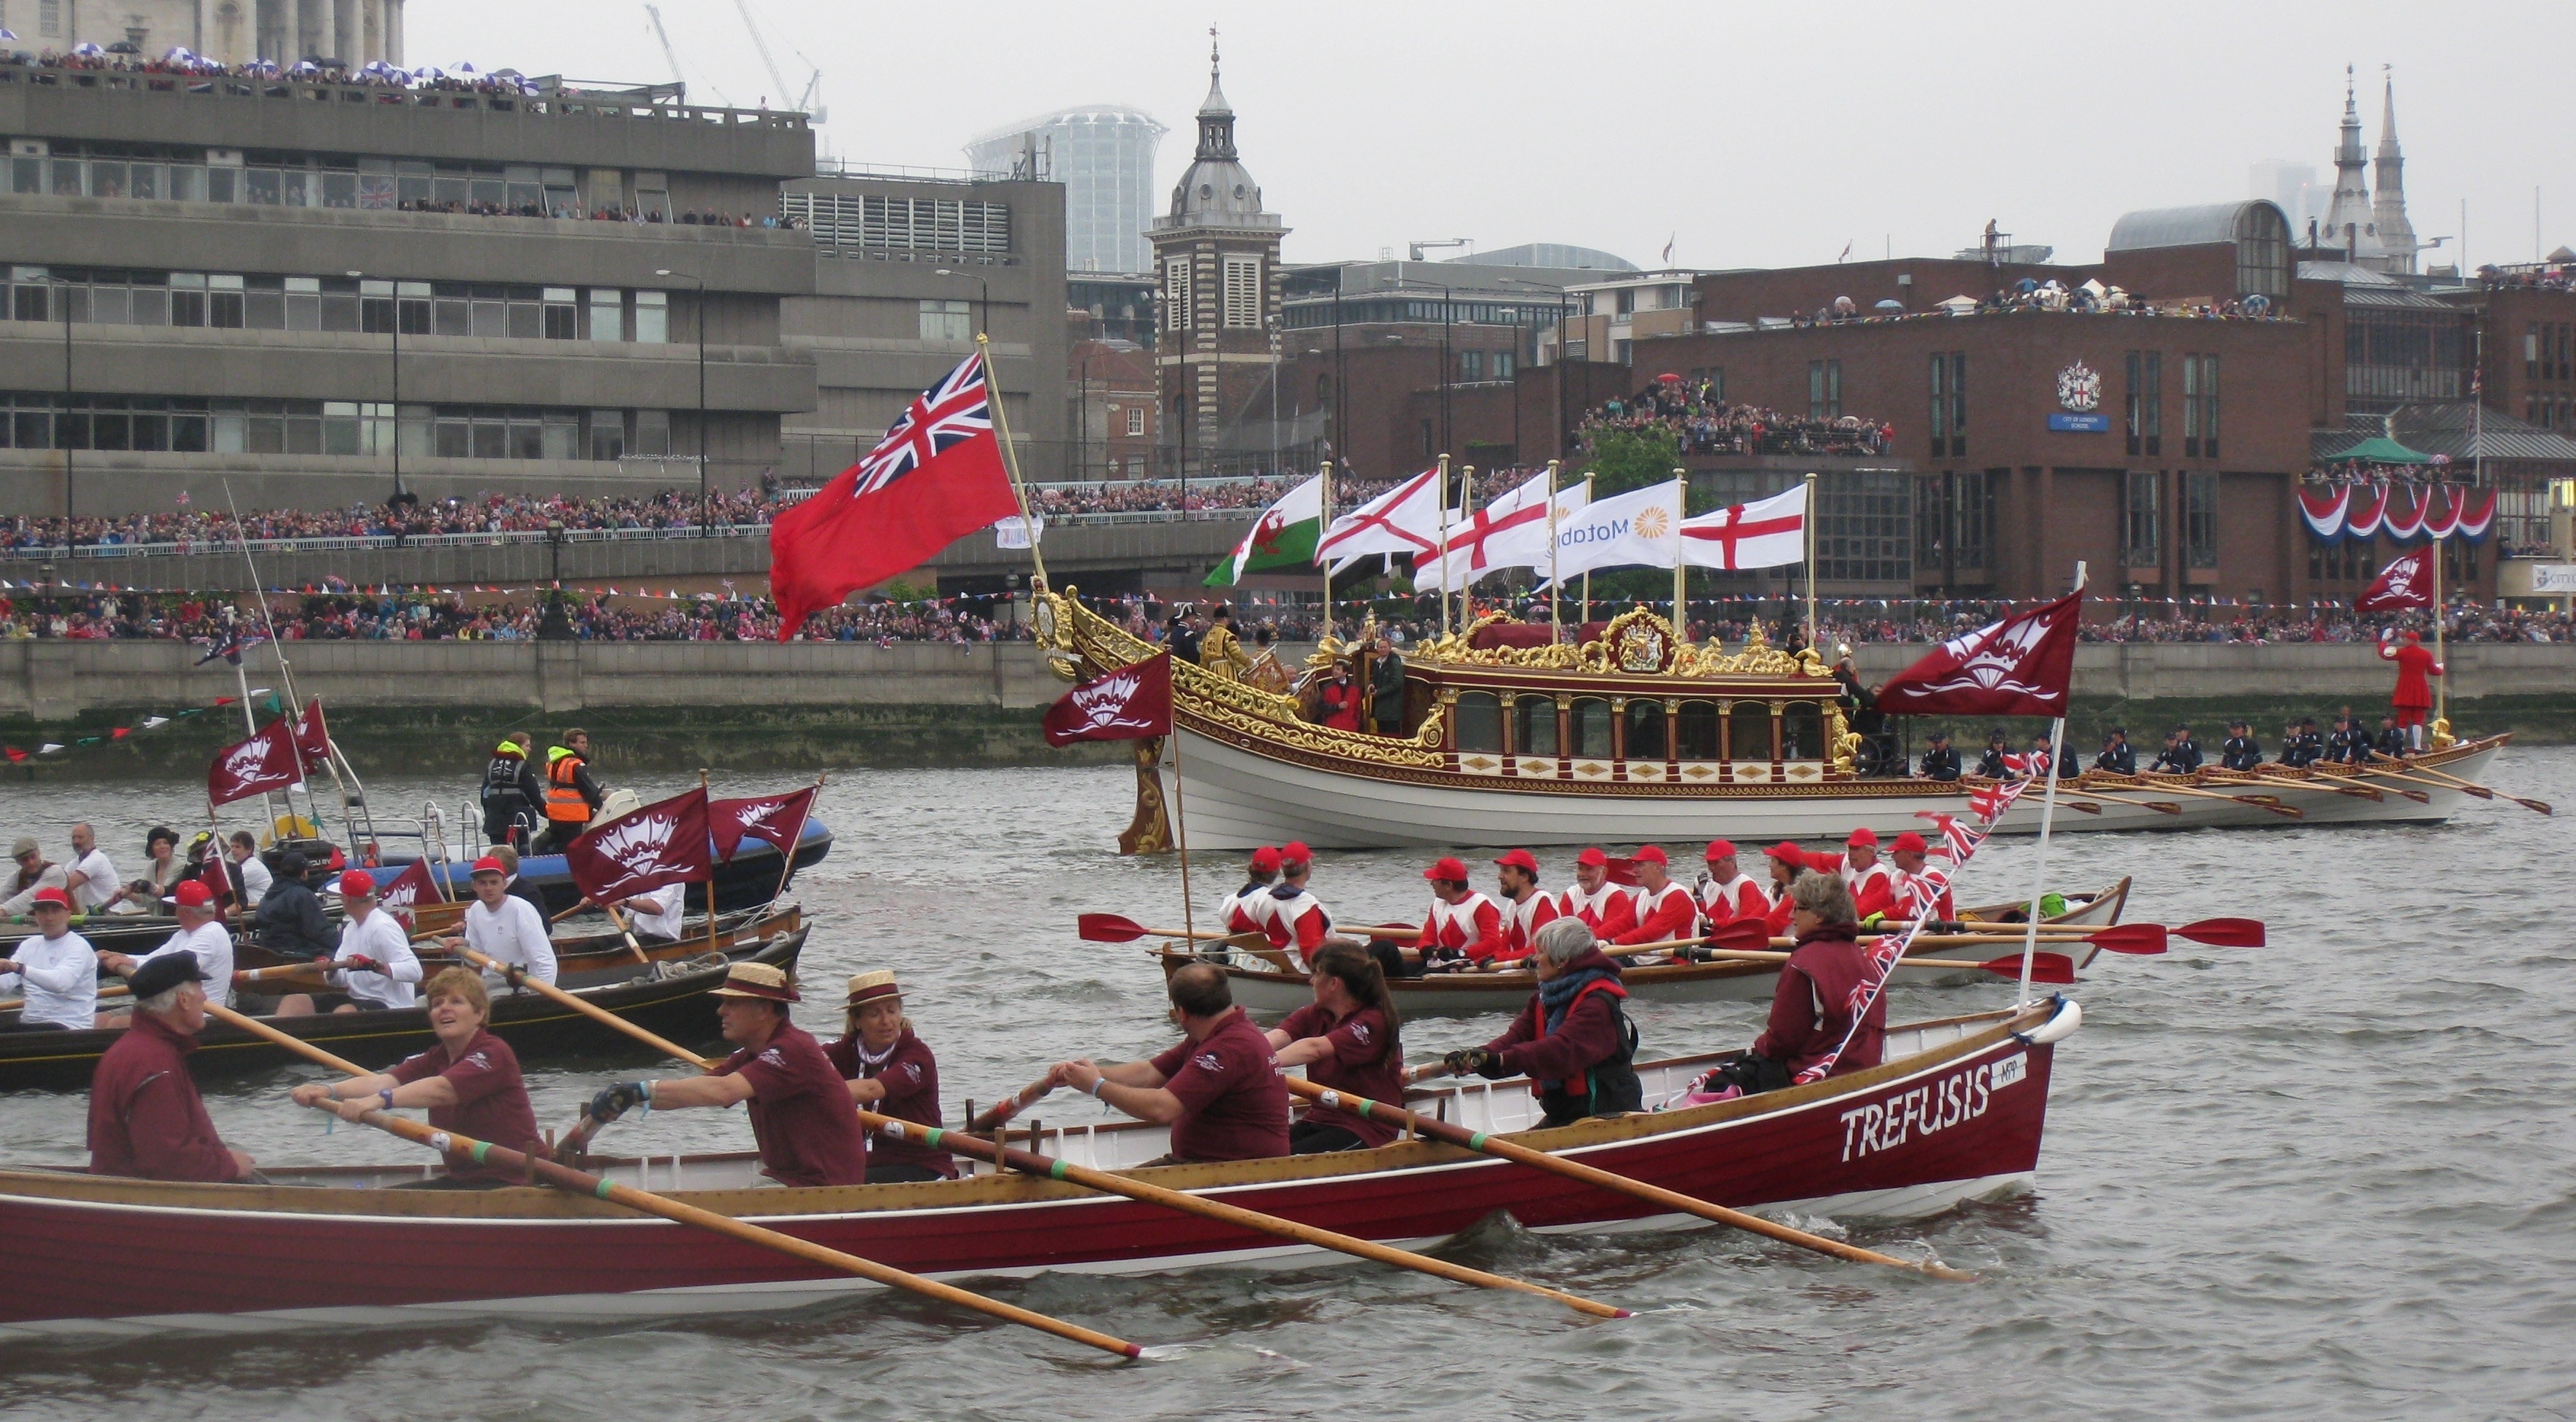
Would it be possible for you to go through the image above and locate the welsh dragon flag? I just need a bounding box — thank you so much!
[1205,475,1324,586]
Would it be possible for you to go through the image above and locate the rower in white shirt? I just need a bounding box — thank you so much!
[62,823,119,914]
[97,879,236,1012]
[614,882,687,943]
[226,833,273,908]
[1,887,100,1029]
[437,855,557,987]
[327,870,423,1010]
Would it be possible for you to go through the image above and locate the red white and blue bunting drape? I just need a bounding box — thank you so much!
[2297,485,2495,543]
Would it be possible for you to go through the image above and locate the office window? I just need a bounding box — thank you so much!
[1459,349,1484,382]
[589,411,627,462]
[917,298,970,343]
[634,410,671,458]
[2182,354,2200,457]
[1125,407,1144,437]
[2184,471,2220,569]
[1221,255,1261,329]
[39,0,60,36]
[2123,470,2162,568]
[2197,356,2218,459]
[1164,259,1191,332]
[634,290,669,344]
[1928,352,1965,457]
[2126,351,2162,456]
[587,289,623,343]
[543,288,578,340]
[1816,471,1913,583]
[1809,359,1842,420]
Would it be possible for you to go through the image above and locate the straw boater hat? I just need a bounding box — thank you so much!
[845,970,901,1007]
[709,961,799,1003]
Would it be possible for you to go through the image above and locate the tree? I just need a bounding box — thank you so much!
[1578,427,1680,498]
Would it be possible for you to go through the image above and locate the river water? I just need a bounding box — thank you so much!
[4,751,2571,1421]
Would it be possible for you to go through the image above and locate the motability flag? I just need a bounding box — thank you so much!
[2355,546,2433,612]
[1042,652,1173,746]
[709,786,818,863]
[1875,591,2081,719]
[1680,484,1807,572]
[373,858,439,927]
[565,787,712,901]
[290,698,332,771]
[1206,474,1324,586]
[767,352,1023,639]
[207,720,302,806]
[1536,479,1686,583]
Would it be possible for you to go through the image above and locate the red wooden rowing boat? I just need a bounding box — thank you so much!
[0,998,2078,1337]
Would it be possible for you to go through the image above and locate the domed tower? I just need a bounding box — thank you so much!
[2319,67,2386,268]
[1149,34,1289,478]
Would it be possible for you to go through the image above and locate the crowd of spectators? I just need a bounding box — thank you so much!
[2,488,783,553]
[2478,263,2575,293]
[1774,278,2286,331]
[1576,379,1893,458]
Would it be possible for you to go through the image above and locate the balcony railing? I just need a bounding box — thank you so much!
[0,62,806,129]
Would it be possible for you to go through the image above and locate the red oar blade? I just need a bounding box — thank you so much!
[1977,951,2077,984]
[2174,917,2266,947]
[2086,923,2170,955]
[1076,912,1149,943]
[1708,920,1777,953]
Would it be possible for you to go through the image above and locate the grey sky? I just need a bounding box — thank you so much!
[417,0,2572,273]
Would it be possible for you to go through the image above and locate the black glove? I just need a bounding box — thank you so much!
[1443,1048,1503,1079]
[585,1081,650,1127]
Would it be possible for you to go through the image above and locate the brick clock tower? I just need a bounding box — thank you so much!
[1150,37,1288,479]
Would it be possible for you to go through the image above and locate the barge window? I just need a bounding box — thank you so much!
[1568,698,1613,760]
[1732,700,1775,761]
[1782,701,1825,762]
[1512,698,1558,756]
[1675,700,1721,760]
[1453,693,1502,754]
[1623,702,1667,761]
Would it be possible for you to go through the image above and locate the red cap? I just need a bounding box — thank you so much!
[1765,841,1806,866]
[338,869,378,898]
[28,886,71,908]
[1424,857,1470,882]
[1704,839,1737,861]
[173,879,218,908]
[1494,848,1540,874]
[1890,831,1928,855]
[1846,827,1880,848]
[1632,844,1669,866]
[470,856,507,877]
[1249,846,1283,874]
[1280,840,1313,866]
[1575,847,1608,868]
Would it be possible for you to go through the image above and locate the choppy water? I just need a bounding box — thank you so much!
[3,750,2572,1421]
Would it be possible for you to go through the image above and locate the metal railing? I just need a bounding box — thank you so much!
[0,61,806,128]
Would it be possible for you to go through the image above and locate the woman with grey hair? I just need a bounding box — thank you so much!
[1417,916,1640,1127]
[1702,868,1886,1098]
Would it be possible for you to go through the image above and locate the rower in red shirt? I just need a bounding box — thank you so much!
[87,954,257,1183]
[1491,849,1560,965]
[1758,842,1806,936]
[1611,845,1698,952]
[582,962,870,1188]
[294,966,542,1188]
[1046,962,1289,1164]
[1264,842,1333,964]
[1558,847,1638,942]
[1696,839,1771,930]
[1264,943,1406,1153]
[1415,856,1507,969]
[1881,831,1955,923]
[826,970,954,1183]
[1803,828,1896,919]
[1216,846,1281,950]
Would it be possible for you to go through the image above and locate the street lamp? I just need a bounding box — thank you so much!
[655,268,711,535]
[932,268,991,340]
[1389,279,1454,468]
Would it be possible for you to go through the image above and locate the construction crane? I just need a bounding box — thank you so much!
[1408,239,1473,260]
[642,4,732,107]
[731,0,825,121]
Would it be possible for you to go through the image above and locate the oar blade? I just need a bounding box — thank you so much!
[1076,912,1149,943]
[1979,952,2077,984]
[2175,916,2266,947]
[2087,923,2169,955]
[2515,796,2554,816]
[1708,921,1776,953]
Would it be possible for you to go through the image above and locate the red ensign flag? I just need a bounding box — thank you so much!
[767,352,1024,638]
[1875,591,2082,718]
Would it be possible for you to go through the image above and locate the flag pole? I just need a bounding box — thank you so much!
[1803,471,1820,655]
[1544,459,1562,644]
[1318,458,1334,642]
[1579,474,1595,631]
[1458,464,1478,634]
[766,772,824,910]
[2018,560,2086,1005]
[2430,526,2446,748]
[1434,454,1453,639]
[1671,467,1688,635]
[1168,726,1195,942]
[699,770,720,954]
[976,332,1049,594]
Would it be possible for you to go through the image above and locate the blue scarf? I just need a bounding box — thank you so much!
[1540,966,1616,1036]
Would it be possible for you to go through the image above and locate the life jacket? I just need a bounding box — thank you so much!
[544,748,591,824]
[482,750,530,806]
[1536,978,1643,1124]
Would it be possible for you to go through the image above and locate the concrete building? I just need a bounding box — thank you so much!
[4,1,406,68]
[778,164,1067,482]
[1148,41,1285,482]
[0,65,818,518]
[964,105,1165,277]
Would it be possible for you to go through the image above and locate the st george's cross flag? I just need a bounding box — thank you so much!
[1875,591,2081,719]
[2354,546,2433,612]
[1419,468,1591,592]
[1678,484,1807,571]
[768,352,1024,639]
[1206,475,1325,586]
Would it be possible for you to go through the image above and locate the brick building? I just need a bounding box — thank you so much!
[1147,44,1285,482]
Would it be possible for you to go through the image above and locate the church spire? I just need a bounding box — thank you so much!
[2372,68,2418,273]
[2321,64,2382,265]
[1194,25,1237,161]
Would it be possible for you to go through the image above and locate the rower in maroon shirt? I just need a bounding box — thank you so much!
[1043,962,1288,1165]
[295,967,542,1188]
[583,962,869,1188]
[87,954,257,1183]
[1416,916,1642,1128]
[825,969,954,1183]
[1264,943,1406,1153]
[1700,870,1887,1098]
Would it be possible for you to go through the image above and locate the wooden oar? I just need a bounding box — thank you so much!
[2355,760,2551,815]
[3,957,345,1015]
[2082,774,2300,818]
[1077,913,1246,944]
[551,898,595,924]
[2207,770,2387,802]
[1280,1077,1974,1282]
[1687,948,2080,983]
[455,946,710,1069]
[857,1109,1629,1319]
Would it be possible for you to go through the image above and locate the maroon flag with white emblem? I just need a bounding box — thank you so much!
[564,788,712,901]
[290,698,333,770]
[1042,652,1173,746]
[1875,591,2081,718]
[207,719,302,806]
[709,786,818,863]
[374,858,439,926]
[2354,547,2433,612]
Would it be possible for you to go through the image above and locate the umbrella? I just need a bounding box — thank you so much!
[0,28,19,41]
[70,40,105,55]
[1874,298,1905,311]
[1657,372,1681,383]
[451,60,477,73]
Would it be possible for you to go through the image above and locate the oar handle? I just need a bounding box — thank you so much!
[292,1096,1148,1360]
[1281,1076,1973,1282]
